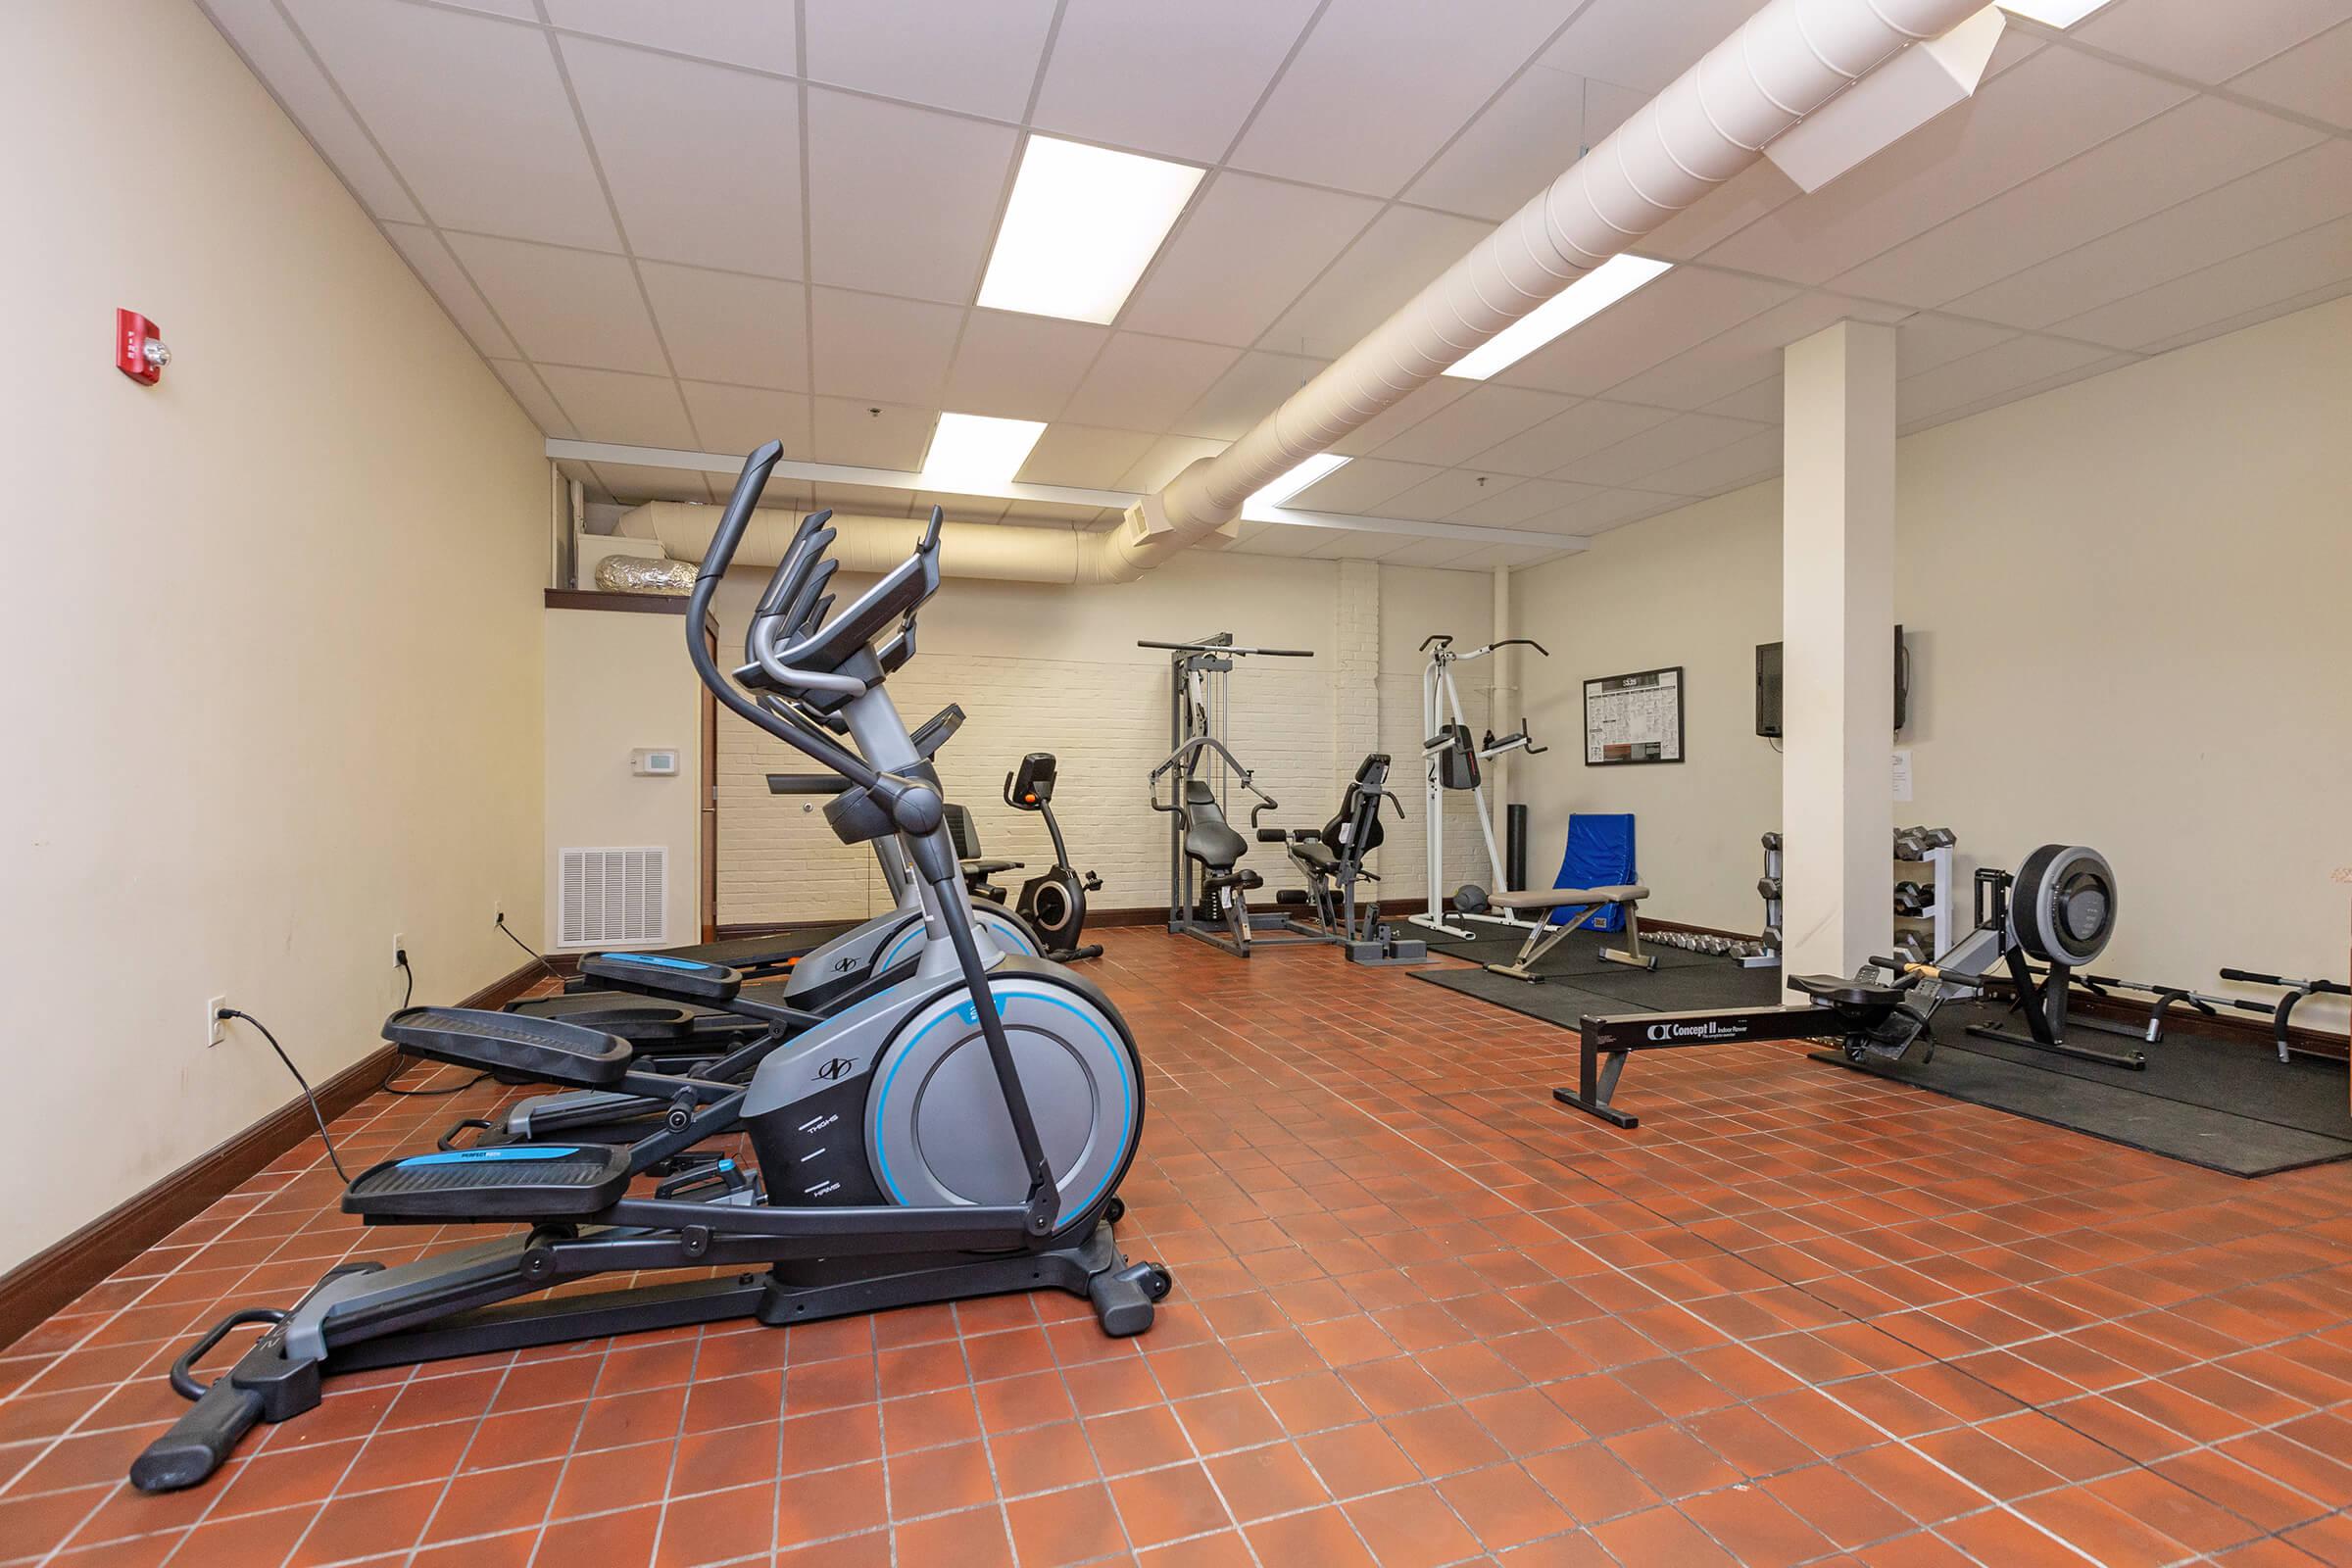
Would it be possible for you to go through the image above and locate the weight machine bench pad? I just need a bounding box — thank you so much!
[1489,884,1647,911]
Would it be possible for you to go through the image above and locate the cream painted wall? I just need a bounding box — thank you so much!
[0,0,549,1271]
[1512,296,2352,1035]
[702,550,1493,924]
[542,611,705,950]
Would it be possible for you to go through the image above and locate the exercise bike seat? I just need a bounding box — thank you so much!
[1787,974,1907,1013]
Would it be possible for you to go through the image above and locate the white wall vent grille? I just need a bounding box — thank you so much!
[559,847,667,948]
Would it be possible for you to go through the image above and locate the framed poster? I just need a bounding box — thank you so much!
[1585,665,1685,765]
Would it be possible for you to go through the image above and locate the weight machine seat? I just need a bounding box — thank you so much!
[1179,781,1249,872]
[1203,868,1263,894]
[1787,973,1908,1010]
[1288,839,1339,873]
[1488,884,1646,910]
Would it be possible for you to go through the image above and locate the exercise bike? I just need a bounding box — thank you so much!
[131,444,1170,1493]
[999,753,1103,962]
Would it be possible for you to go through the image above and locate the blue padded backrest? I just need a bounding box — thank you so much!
[1551,812,1636,932]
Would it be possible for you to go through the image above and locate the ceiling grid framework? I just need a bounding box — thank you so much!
[200,0,2352,568]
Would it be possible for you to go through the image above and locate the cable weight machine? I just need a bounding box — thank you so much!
[1411,634,1551,940]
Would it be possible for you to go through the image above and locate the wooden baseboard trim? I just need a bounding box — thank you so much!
[0,960,543,1354]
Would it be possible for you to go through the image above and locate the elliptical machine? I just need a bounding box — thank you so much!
[131,444,1170,1494]
[1000,754,1103,962]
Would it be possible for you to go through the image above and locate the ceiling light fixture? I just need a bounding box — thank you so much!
[1443,255,1674,380]
[977,136,1205,324]
[919,412,1047,491]
[1994,0,2115,25]
[1244,453,1350,515]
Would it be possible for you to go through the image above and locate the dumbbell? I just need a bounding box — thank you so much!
[1756,876,1783,901]
[1761,831,1783,852]
[1893,881,1931,917]
[1760,925,1782,952]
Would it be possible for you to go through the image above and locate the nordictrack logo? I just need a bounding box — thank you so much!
[1646,1020,1747,1043]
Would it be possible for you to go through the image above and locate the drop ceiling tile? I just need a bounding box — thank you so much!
[1171,353,1326,443]
[1549,411,1766,488]
[1118,435,1230,492]
[1231,523,1332,557]
[488,360,574,436]
[1377,469,1527,521]
[1304,530,1421,561]
[2046,214,2352,351]
[1900,352,2141,435]
[1286,458,1441,513]
[640,264,808,390]
[1445,478,1605,527]
[680,383,810,458]
[1031,0,1319,163]
[1370,385,1578,466]
[1603,291,1893,412]
[282,0,616,249]
[2139,277,2352,356]
[1122,173,1380,347]
[560,38,802,277]
[1494,268,1794,397]
[805,89,1018,303]
[1402,64,1590,220]
[810,399,937,470]
[1895,314,2020,377]
[1061,335,1241,432]
[1017,424,1158,489]
[2228,18,2352,130]
[200,0,420,221]
[943,312,1110,423]
[1702,47,2191,287]
[542,0,797,74]
[2078,0,2350,85]
[1555,488,1688,534]
[807,289,964,407]
[1542,0,1765,92]
[584,462,712,503]
[1637,428,1782,498]
[1260,206,1495,360]
[803,0,1056,121]
[1231,0,1569,197]
[1701,375,1785,424]
[1894,334,2120,428]
[1478,398,1669,476]
[1943,141,2352,329]
[445,232,667,374]
[811,482,919,516]
[1328,378,1476,457]
[536,366,697,446]
[1830,95,2321,309]
[383,222,518,358]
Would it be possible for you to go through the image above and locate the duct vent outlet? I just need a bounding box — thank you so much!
[559,848,667,947]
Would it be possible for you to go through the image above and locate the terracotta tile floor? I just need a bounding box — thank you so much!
[5,929,2351,1566]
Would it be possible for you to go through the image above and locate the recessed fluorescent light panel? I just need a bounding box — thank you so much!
[1996,0,2115,25]
[920,413,1047,491]
[1443,255,1674,380]
[977,136,1205,324]
[1244,453,1350,514]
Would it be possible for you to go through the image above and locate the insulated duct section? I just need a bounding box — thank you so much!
[617,504,1110,585]
[1080,0,2000,581]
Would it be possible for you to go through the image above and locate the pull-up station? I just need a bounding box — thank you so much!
[1411,634,1551,941]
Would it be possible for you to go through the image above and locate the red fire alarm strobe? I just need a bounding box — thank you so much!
[117,310,170,384]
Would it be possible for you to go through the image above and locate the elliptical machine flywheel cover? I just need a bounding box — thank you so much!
[2008,844,2116,968]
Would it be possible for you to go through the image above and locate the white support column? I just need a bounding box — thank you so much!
[1489,566,1515,886]
[1781,320,1896,978]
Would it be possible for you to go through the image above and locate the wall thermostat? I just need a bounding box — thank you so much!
[631,748,680,776]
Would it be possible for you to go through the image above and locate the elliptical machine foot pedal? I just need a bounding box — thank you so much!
[344,1144,632,1222]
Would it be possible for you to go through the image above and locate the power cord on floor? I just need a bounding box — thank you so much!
[496,912,567,985]
[376,952,487,1098]
[222,1007,350,1182]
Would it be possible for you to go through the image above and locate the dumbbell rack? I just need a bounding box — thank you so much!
[1892,831,1956,959]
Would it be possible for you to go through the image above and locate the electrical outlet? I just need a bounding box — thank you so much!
[205,995,228,1049]
[393,932,407,964]
[493,903,505,928]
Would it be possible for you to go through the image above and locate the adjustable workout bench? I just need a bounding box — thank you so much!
[1480,885,1656,981]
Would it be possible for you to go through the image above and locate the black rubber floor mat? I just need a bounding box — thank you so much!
[1416,923,1719,975]
[1410,966,1639,1027]
[1932,999,2352,1140]
[1818,1043,2352,1177]
[1570,962,1789,1011]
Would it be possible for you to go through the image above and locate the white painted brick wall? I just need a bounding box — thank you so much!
[701,556,1495,925]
